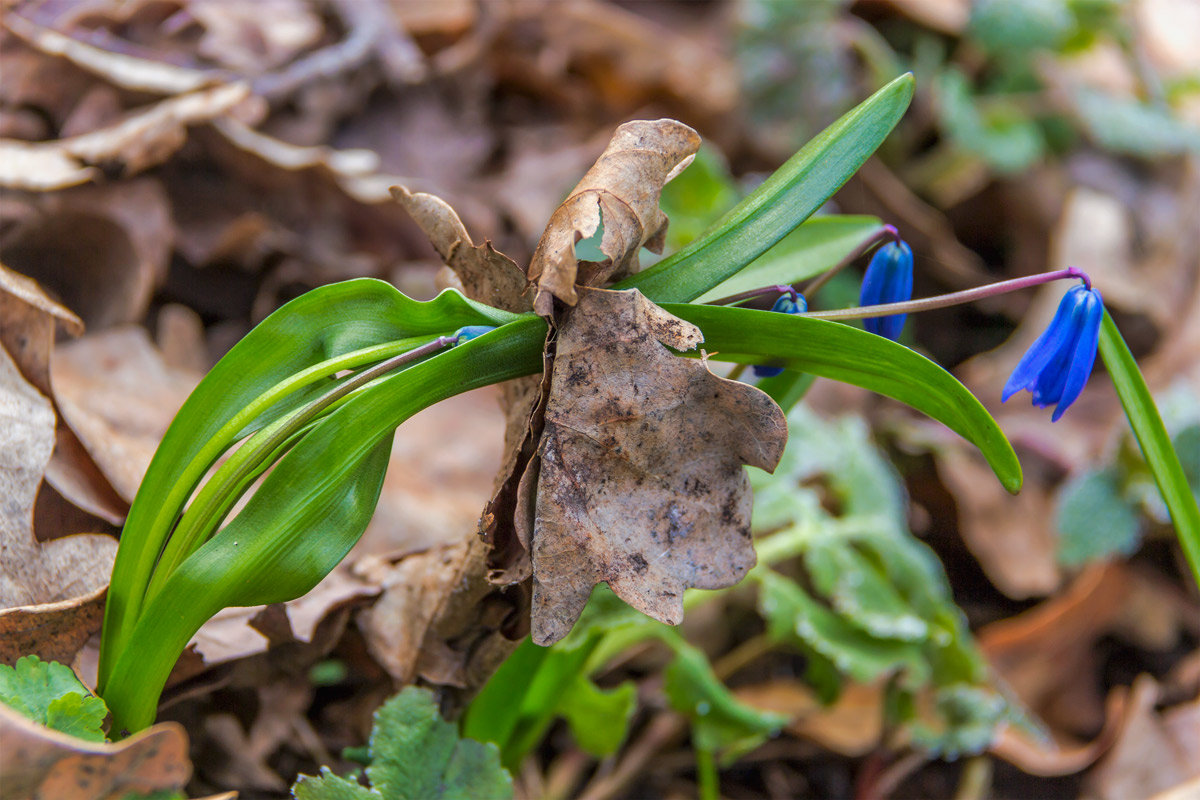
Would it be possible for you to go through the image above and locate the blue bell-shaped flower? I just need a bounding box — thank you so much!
[753,293,806,378]
[1002,283,1104,421]
[859,240,913,340]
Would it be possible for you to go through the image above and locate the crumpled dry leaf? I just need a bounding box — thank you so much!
[526,119,699,315]
[0,703,191,800]
[737,680,885,756]
[1081,675,1200,800]
[50,327,199,504]
[390,185,530,312]
[0,82,250,191]
[529,288,787,645]
[0,302,117,665]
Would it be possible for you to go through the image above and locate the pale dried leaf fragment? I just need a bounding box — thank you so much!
[3,13,222,95]
[0,703,190,799]
[527,119,699,315]
[530,288,787,645]
[0,83,250,191]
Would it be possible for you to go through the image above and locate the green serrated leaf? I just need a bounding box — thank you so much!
[370,688,512,800]
[295,688,511,800]
[292,768,377,800]
[1056,469,1142,565]
[0,656,107,741]
[757,570,931,688]
[804,540,930,642]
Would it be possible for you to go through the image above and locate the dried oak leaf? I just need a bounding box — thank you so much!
[389,185,530,312]
[526,119,699,315]
[0,703,190,800]
[529,288,787,645]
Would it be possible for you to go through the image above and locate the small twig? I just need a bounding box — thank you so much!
[576,713,688,800]
[953,756,993,800]
[712,633,774,681]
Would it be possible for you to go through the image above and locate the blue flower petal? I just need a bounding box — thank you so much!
[860,241,913,341]
[1003,283,1104,421]
[753,293,806,378]
[1051,288,1103,421]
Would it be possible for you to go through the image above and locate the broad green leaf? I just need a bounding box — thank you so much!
[907,684,1008,760]
[1056,469,1141,565]
[757,565,931,689]
[694,216,883,303]
[804,540,930,642]
[558,673,637,757]
[101,279,519,689]
[662,632,787,763]
[103,318,547,733]
[616,73,915,302]
[665,303,1022,492]
[294,687,512,800]
[1073,88,1200,158]
[0,656,107,742]
[1099,312,1200,587]
[754,370,816,413]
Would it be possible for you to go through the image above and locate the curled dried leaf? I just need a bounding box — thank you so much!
[527,119,700,315]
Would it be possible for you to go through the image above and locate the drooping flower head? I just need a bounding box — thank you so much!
[753,292,807,378]
[859,240,913,341]
[1002,283,1104,421]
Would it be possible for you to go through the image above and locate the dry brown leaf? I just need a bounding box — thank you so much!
[979,564,1130,736]
[1081,676,1200,800]
[526,119,699,315]
[529,288,786,644]
[0,82,249,191]
[0,340,117,665]
[390,185,530,312]
[0,263,126,529]
[737,680,885,756]
[0,704,191,800]
[51,327,199,504]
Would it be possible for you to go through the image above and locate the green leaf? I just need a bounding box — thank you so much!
[103,317,547,733]
[694,216,883,303]
[936,69,1045,173]
[662,632,787,763]
[295,688,512,800]
[558,674,637,757]
[616,73,915,302]
[101,279,519,691]
[0,656,107,742]
[968,0,1073,54]
[293,769,376,800]
[1056,469,1141,565]
[1072,88,1200,158]
[757,569,931,688]
[665,303,1022,492]
[1099,311,1200,588]
[657,145,740,253]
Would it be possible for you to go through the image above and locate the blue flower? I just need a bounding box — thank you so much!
[1002,284,1104,421]
[753,293,806,378]
[859,240,913,340]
